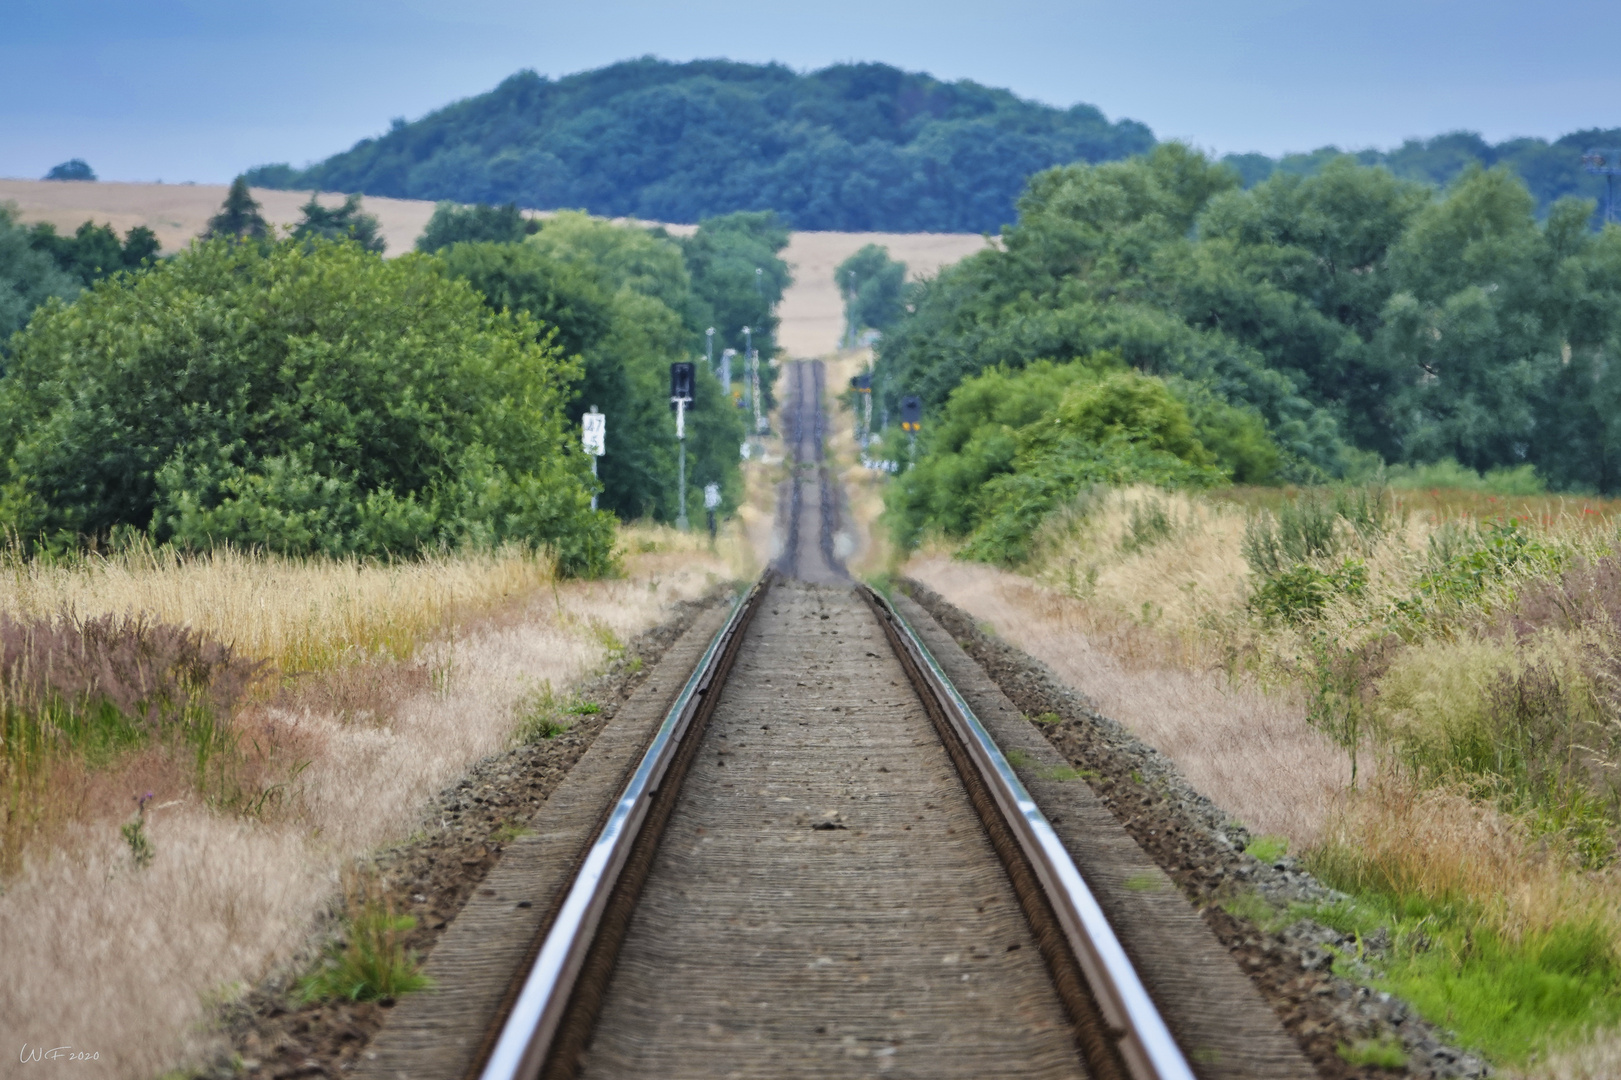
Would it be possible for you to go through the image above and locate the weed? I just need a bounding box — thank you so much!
[513,684,600,744]
[1004,748,1035,771]
[120,792,155,869]
[1122,498,1174,554]
[1249,559,1368,625]
[489,822,532,844]
[1123,872,1164,892]
[297,884,431,1004]
[1337,1036,1407,1070]
[1245,834,1289,864]
[1030,711,1063,725]
[1040,764,1093,782]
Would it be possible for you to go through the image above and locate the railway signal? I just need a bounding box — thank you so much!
[670,362,695,530]
[581,406,605,511]
[900,394,922,463]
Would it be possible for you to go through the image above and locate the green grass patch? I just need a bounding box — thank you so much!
[513,684,600,743]
[297,899,431,1004]
[1302,887,1621,1065]
[1123,872,1165,892]
[1245,834,1289,864]
[1337,1035,1407,1069]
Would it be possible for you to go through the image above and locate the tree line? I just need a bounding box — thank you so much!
[878,146,1621,557]
[0,183,789,570]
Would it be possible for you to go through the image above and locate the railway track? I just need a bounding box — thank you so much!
[357,361,1311,1080]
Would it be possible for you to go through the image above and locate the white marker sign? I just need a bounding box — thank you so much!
[582,408,605,456]
[703,483,721,510]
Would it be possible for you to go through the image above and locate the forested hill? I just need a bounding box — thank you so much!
[1224,128,1621,221]
[243,59,1155,233]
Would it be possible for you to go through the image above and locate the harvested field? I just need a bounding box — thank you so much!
[0,177,987,358]
[0,178,440,256]
[776,231,988,357]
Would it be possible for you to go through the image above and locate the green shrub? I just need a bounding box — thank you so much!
[889,359,1250,565]
[1249,559,1367,625]
[0,238,614,574]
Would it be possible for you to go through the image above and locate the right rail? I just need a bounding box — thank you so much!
[861,584,1195,1080]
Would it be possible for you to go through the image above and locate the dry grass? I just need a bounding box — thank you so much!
[0,530,738,1077]
[905,552,1347,846]
[907,482,1621,1062]
[0,543,557,675]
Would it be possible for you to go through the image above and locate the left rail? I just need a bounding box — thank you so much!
[478,574,770,1080]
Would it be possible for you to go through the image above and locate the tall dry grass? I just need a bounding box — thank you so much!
[0,530,741,1078]
[0,542,560,674]
[906,553,1348,846]
[908,483,1621,1063]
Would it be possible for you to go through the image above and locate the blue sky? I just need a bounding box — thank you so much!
[4,0,1617,183]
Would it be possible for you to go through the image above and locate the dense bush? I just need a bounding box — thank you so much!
[244,59,1154,232]
[0,238,613,573]
[887,358,1274,563]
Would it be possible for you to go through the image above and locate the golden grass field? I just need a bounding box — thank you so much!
[0,526,754,1077]
[0,178,988,358]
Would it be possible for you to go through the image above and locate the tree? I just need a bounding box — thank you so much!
[204,177,270,241]
[293,193,384,253]
[44,160,95,182]
[416,202,538,253]
[836,244,910,336]
[440,224,747,523]
[0,206,80,348]
[27,221,163,287]
[0,238,613,573]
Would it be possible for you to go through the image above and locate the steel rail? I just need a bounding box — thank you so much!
[478,575,767,1080]
[862,584,1195,1080]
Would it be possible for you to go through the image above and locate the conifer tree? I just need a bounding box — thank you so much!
[293,193,384,253]
[204,176,269,241]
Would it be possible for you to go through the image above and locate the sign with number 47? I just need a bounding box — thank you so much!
[582,408,605,456]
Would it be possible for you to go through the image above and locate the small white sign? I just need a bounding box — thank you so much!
[582,409,605,456]
[740,441,751,460]
[703,483,721,510]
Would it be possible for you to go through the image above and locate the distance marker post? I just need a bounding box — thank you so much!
[582,405,605,510]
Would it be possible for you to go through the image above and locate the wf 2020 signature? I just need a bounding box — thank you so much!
[19,1045,100,1063]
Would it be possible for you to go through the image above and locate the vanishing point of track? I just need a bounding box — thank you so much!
[476,361,1194,1080]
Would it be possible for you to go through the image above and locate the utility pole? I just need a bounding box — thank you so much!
[1586,149,1621,225]
[741,326,752,418]
[720,348,735,401]
[705,327,715,374]
[846,270,857,351]
[670,363,695,530]
[582,405,605,511]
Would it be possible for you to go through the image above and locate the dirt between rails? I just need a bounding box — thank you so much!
[205,586,736,1080]
[899,578,1492,1080]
